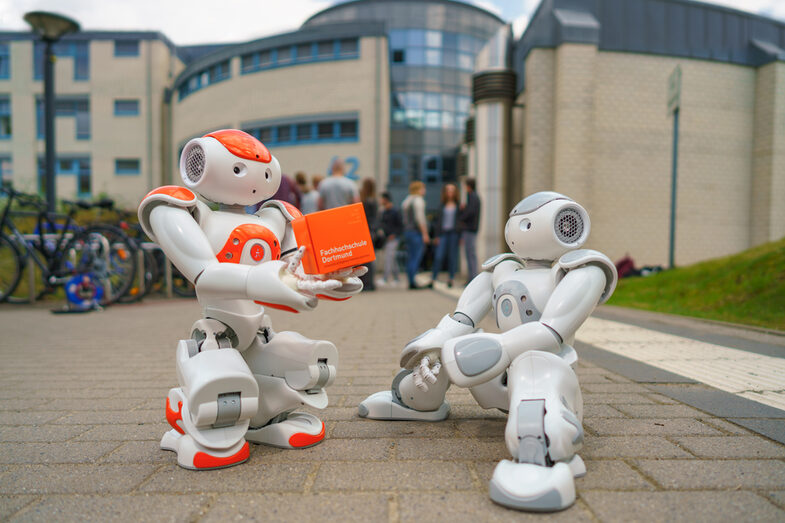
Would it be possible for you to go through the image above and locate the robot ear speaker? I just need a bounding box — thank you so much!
[554,207,585,245]
[183,143,206,184]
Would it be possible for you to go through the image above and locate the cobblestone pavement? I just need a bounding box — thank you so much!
[1,288,784,522]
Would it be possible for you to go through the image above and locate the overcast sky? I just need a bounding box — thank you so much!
[1,0,783,46]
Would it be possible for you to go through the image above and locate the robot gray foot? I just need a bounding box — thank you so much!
[358,390,450,421]
[489,460,575,512]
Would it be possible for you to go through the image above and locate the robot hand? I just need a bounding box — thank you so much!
[412,355,442,391]
[282,247,344,295]
[399,314,475,369]
[314,265,367,300]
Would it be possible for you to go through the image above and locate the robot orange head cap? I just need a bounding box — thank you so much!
[179,129,282,206]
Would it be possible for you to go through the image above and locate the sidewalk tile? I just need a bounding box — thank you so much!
[582,491,785,522]
[0,496,37,520]
[0,412,64,426]
[0,442,119,464]
[612,404,708,418]
[72,423,170,441]
[9,494,209,522]
[0,464,158,494]
[672,436,785,458]
[202,493,389,522]
[398,492,595,522]
[313,462,473,492]
[253,438,394,462]
[0,425,89,442]
[395,438,507,461]
[331,420,458,439]
[581,436,691,459]
[584,418,722,436]
[139,463,311,493]
[633,459,785,489]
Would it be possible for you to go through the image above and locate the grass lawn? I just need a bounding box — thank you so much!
[607,237,785,331]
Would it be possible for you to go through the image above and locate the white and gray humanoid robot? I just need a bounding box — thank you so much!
[359,192,617,511]
[138,129,364,470]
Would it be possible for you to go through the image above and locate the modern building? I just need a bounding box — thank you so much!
[0,32,179,206]
[1,0,503,210]
[467,0,785,267]
[2,0,783,269]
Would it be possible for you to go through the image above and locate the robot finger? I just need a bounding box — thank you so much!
[412,369,429,391]
[286,246,307,273]
[297,278,342,292]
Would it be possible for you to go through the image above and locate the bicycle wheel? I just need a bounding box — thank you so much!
[0,234,23,302]
[171,265,196,298]
[118,244,158,303]
[60,225,138,306]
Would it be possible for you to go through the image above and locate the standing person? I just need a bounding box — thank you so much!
[428,183,460,288]
[359,178,378,291]
[459,177,480,283]
[318,159,359,210]
[379,191,403,286]
[300,174,322,214]
[402,181,429,290]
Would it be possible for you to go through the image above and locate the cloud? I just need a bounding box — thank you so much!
[0,0,333,45]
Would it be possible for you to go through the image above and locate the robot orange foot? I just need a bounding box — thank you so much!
[161,392,250,470]
[245,412,326,449]
[161,430,250,470]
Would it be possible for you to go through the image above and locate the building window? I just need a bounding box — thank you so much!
[36,96,90,140]
[37,156,91,197]
[0,97,11,139]
[0,44,9,79]
[391,91,470,131]
[115,158,140,175]
[386,29,479,71]
[0,156,11,186]
[34,41,89,81]
[238,37,359,77]
[114,40,140,57]
[244,116,359,147]
[114,99,139,116]
[178,60,231,100]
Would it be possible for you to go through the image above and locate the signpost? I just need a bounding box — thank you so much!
[667,65,681,269]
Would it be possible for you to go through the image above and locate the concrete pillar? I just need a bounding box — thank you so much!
[750,60,785,245]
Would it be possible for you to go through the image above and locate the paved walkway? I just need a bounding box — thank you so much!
[1,288,784,521]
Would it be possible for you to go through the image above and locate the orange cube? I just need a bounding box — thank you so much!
[292,203,376,275]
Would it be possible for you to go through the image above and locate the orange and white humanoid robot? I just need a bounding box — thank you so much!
[138,129,364,469]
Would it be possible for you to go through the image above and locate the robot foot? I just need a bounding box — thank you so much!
[358,390,450,421]
[489,460,577,512]
[245,412,325,449]
[160,429,250,470]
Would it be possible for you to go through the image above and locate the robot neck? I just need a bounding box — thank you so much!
[219,203,249,214]
[523,259,553,269]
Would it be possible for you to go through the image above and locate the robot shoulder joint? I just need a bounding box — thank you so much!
[481,252,524,272]
[558,249,617,303]
[257,200,303,222]
[138,185,199,242]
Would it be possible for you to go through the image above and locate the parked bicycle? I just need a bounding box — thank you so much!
[0,186,138,309]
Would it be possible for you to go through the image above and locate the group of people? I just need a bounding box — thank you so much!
[263,159,481,291]
[399,178,480,290]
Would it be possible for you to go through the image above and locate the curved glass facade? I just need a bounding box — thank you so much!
[305,0,503,208]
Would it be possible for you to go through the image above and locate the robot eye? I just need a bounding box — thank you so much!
[519,219,531,231]
[232,163,247,177]
[264,168,271,181]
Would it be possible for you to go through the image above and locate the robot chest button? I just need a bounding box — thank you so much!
[250,243,265,261]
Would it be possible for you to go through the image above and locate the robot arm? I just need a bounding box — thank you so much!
[148,205,329,312]
[399,270,494,370]
[442,265,607,388]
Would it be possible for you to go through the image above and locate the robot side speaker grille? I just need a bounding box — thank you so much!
[185,145,205,183]
[554,208,583,244]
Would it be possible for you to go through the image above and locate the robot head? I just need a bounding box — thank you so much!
[179,129,282,206]
[504,191,590,261]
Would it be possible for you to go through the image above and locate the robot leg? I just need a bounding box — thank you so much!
[161,320,260,470]
[359,368,451,421]
[489,350,585,512]
[242,324,337,449]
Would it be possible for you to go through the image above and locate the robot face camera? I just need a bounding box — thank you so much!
[504,192,591,261]
[179,129,282,206]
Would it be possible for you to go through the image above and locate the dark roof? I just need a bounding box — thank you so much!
[513,0,785,92]
[176,43,237,64]
[303,0,505,26]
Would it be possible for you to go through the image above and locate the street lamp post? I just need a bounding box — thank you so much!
[24,11,79,213]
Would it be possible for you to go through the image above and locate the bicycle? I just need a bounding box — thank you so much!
[0,186,138,308]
